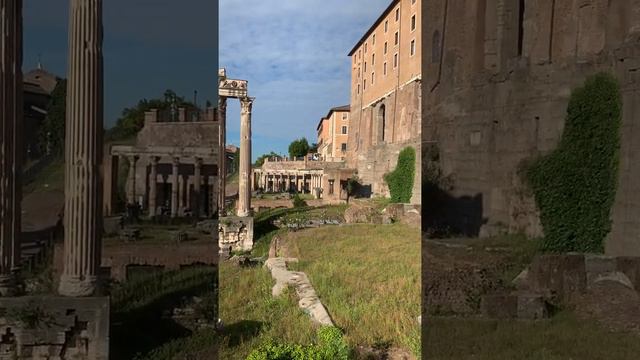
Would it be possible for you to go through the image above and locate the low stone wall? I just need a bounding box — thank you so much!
[54,241,218,282]
[218,216,254,253]
[0,296,109,359]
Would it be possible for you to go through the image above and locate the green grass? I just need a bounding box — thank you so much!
[23,158,65,194]
[219,262,317,360]
[426,312,640,359]
[289,223,421,356]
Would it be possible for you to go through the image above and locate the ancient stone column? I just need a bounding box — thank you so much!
[171,157,179,217]
[194,158,202,218]
[0,0,23,296]
[178,175,185,215]
[148,156,158,217]
[126,155,137,204]
[218,97,227,214]
[58,0,104,297]
[237,97,253,217]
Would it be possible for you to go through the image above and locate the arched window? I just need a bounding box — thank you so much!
[432,30,441,63]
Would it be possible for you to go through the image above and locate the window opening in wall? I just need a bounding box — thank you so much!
[395,31,399,45]
[341,143,347,152]
[517,0,525,56]
[372,53,375,65]
[372,34,376,45]
[384,42,388,54]
[384,62,387,75]
[432,30,441,63]
[411,15,416,31]
[342,126,347,134]
[395,8,399,21]
[385,20,388,32]
[372,72,375,85]
[410,39,416,56]
[394,53,398,68]
[378,104,386,143]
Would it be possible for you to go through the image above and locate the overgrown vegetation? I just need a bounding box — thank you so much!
[254,151,282,168]
[292,194,307,208]
[384,147,416,203]
[106,89,196,142]
[246,326,350,360]
[524,73,622,253]
[288,138,310,158]
[38,79,67,156]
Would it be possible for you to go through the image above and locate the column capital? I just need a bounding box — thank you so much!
[149,155,159,165]
[195,157,203,167]
[240,97,254,115]
[173,157,181,166]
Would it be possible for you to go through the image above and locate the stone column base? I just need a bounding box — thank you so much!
[218,216,254,252]
[58,275,99,297]
[0,296,109,360]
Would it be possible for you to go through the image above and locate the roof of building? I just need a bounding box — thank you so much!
[317,105,350,131]
[24,68,59,94]
[348,0,399,56]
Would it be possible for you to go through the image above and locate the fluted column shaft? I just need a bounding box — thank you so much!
[59,0,104,297]
[218,97,227,215]
[126,155,137,204]
[0,0,23,296]
[171,158,179,217]
[237,97,253,217]
[194,158,202,218]
[148,156,158,217]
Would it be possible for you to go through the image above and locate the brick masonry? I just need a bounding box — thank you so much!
[423,0,640,255]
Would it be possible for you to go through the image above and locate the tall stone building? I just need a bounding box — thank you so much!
[317,105,350,162]
[423,0,640,255]
[347,0,422,204]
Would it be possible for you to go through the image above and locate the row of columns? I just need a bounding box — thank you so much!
[126,155,214,218]
[0,0,23,296]
[255,173,323,195]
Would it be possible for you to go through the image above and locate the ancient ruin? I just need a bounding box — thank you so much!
[0,1,109,358]
[103,107,220,218]
[422,0,640,255]
[218,69,255,253]
[0,0,23,297]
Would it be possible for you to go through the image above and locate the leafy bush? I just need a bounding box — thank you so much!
[525,73,621,253]
[384,147,416,203]
[293,194,307,208]
[246,326,350,360]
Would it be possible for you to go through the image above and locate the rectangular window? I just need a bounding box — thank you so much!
[384,42,388,54]
[372,34,376,45]
[383,62,387,75]
[329,180,334,195]
[371,72,375,85]
[395,8,399,21]
[364,43,367,53]
[364,79,366,90]
[341,143,347,152]
[394,53,398,68]
[384,20,388,32]
[341,126,347,134]
[411,15,416,31]
[364,62,367,72]
[395,31,399,45]
[410,39,415,56]
[372,54,375,66]
[357,84,360,94]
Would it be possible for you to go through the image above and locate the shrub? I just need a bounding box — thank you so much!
[293,194,307,208]
[246,326,350,360]
[384,147,416,203]
[525,72,622,253]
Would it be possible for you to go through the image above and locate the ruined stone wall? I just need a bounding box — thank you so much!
[348,80,421,204]
[423,0,640,255]
[136,121,219,149]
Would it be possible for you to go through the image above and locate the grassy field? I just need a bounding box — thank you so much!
[426,312,640,359]
[289,223,421,356]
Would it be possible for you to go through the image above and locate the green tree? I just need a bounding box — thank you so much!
[106,89,195,142]
[254,151,282,167]
[288,138,310,158]
[39,79,67,156]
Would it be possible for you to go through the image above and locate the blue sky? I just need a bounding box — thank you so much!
[220,0,392,159]
[24,0,218,131]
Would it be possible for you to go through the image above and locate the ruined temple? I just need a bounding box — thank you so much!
[423,0,640,255]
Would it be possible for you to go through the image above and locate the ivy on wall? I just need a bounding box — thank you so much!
[525,72,622,253]
[384,147,416,203]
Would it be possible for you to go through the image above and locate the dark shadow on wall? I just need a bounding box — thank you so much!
[422,184,486,237]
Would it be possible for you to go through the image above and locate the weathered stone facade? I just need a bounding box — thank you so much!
[423,0,640,255]
[347,0,422,204]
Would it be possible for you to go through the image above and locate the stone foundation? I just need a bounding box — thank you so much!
[0,296,109,360]
[218,217,254,253]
